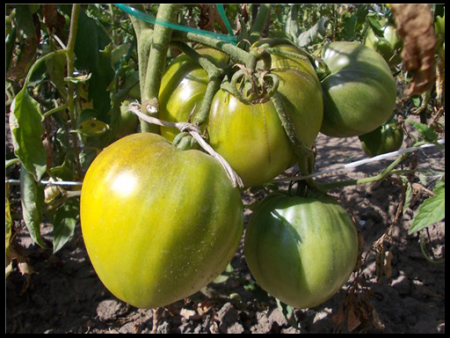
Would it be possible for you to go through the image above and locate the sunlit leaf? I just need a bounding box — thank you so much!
[409,186,445,234]
[9,89,47,181]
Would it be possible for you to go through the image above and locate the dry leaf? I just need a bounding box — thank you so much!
[347,305,361,332]
[391,4,436,97]
[371,309,385,331]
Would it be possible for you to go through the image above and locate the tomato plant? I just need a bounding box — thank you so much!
[80,133,244,308]
[358,119,404,157]
[244,191,359,309]
[5,5,445,330]
[320,41,397,138]
[160,39,323,187]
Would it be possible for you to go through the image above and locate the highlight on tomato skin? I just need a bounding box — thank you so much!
[244,192,359,310]
[80,133,244,309]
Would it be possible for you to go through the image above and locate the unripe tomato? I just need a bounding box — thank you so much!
[320,42,397,138]
[364,24,402,68]
[159,48,229,141]
[114,100,138,139]
[80,133,244,309]
[159,40,323,187]
[245,192,358,309]
[359,119,404,157]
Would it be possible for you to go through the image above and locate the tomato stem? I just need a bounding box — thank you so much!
[66,4,83,178]
[249,4,271,44]
[140,4,179,134]
[318,152,412,191]
[270,93,326,193]
[172,31,257,71]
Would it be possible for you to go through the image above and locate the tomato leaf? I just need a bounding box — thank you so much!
[276,298,299,330]
[408,186,445,234]
[52,198,79,253]
[9,89,47,181]
[74,9,115,120]
[366,14,385,37]
[71,118,109,137]
[406,119,439,143]
[298,17,328,47]
[20,167,47,249]
[285,5,300,42]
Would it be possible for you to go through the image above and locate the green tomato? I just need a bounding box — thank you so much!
[244,192,359,309]
[364,24,402,68]
[125,71,140,100]
[115,100,138,139]
[320,42,397,138]
[359,120,404,157]
[159,40,323,187]
[80,133,244,309]
[159,47,229,140]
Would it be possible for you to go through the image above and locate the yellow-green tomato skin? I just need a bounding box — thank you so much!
[208,42,323,187]
[159,48,229,141]
[80,133,244,309]
[245,192,359,309]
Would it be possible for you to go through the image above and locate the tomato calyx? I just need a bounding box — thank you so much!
[229,66,280,104]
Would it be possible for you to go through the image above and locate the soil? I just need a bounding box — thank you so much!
[5,120,445,334]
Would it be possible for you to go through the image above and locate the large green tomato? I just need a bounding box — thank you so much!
[245,192,358,309]
[159,40,323,187]
[80,133,244,309]
[359,119,404,157]
[320,42,397,138]
[364,24,402,68]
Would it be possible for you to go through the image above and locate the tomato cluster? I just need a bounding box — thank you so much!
[81,31,399,310]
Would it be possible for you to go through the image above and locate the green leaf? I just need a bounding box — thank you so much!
[409,186,445,234]
[276,298,299,329]
[43,45,67,99]
[74,9,115,120]
[285,5,300,42]
[71,118,109,137]
[20,167,47,249]
[298,17,328,47]
[400,176,413,215]
[49,158,75,181]
[406,119,439,143]
[342,13,358,41]
[212,263,234,284]
[9,89,47,181]
[52,198,79,253]
[366,14,384,37]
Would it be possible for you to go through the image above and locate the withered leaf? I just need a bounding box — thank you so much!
[391,4,436,97]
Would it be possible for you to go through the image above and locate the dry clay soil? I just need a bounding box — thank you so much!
[6,122,445,334]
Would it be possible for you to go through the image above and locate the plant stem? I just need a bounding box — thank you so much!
[141,4,179,133]
[249,4,271,44]
[43,103,68,118]
[318,152,412,191]
[66,4,82,178]
[270,92,325,193]
[172,31,257,69]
